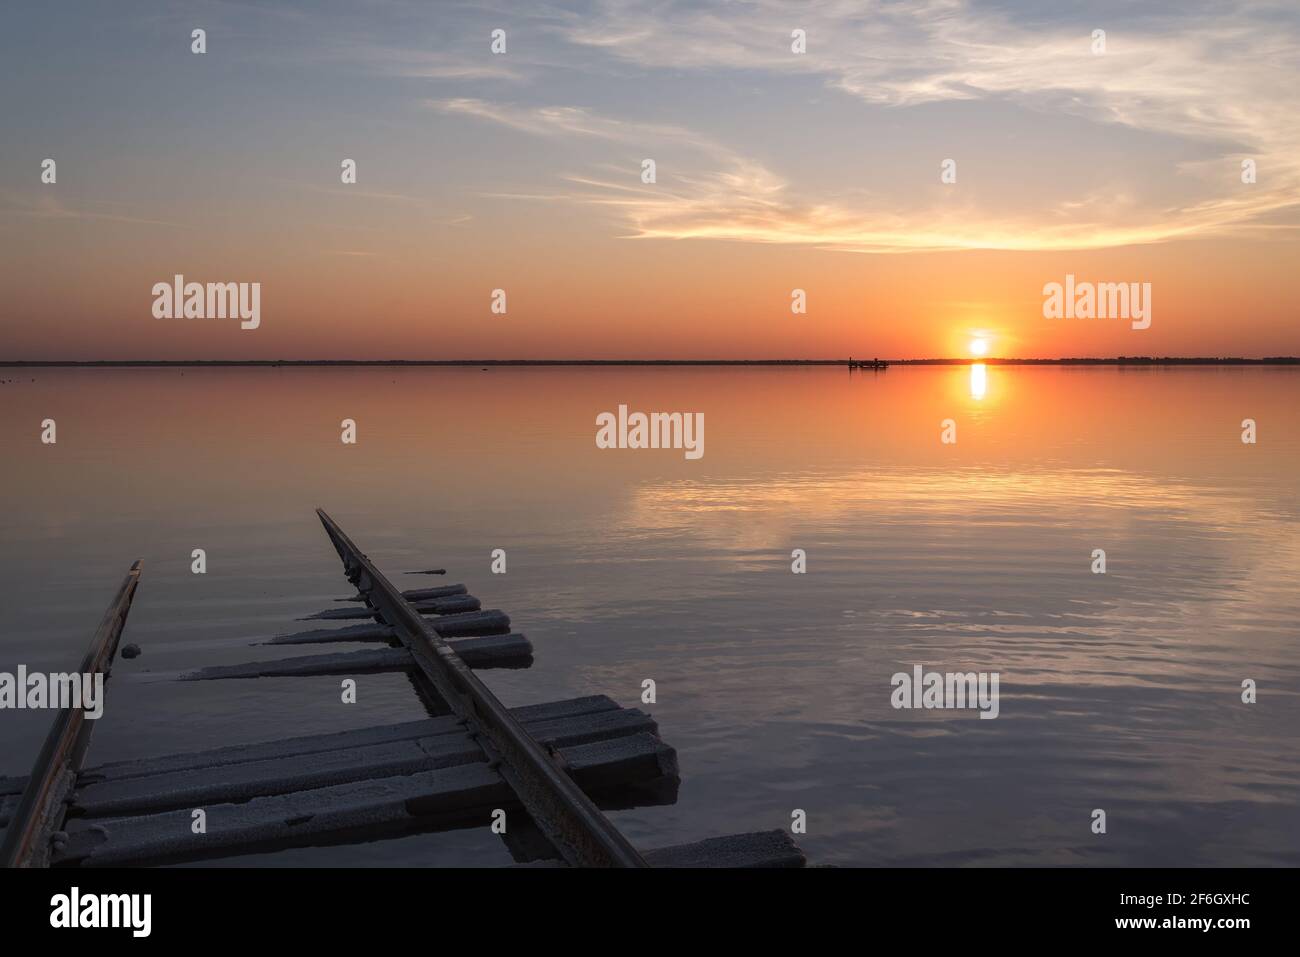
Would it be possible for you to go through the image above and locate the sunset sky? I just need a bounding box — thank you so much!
[2,0,1297,359]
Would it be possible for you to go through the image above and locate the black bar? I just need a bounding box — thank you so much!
[0,867,1282,943]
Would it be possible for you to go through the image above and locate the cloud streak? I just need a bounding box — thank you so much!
[438,0,1300,252]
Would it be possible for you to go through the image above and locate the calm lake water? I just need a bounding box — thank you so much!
[2,366,1298,866]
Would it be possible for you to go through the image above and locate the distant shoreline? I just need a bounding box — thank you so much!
[1,358,1297,367]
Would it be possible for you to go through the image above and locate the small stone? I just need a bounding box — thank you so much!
[120,643,142,659]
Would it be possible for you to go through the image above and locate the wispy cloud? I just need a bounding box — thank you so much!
[347,45,525,83]
[0,192,186,229]
[434,93,1293,253]
[440,0,1300,252]
[431,97,729,156]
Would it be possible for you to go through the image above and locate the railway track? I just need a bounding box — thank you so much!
[0,561,142,867]
[0,512,805,868]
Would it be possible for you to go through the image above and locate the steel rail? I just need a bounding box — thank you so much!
[315,509,647,867]
[1,560,143,868]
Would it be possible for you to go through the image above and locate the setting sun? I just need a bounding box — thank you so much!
[970,338,989,356]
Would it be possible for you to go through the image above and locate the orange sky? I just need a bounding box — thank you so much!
[2,1,1297,359]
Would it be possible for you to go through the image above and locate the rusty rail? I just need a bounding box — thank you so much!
[315,509,647,867]
[1,560,143,867]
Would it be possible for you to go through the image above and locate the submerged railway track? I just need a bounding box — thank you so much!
[1,510,805,869]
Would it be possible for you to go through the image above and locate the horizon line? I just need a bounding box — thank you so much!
[1,357,1298,368]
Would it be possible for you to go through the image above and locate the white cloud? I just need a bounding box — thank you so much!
[510,0,1300,251]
